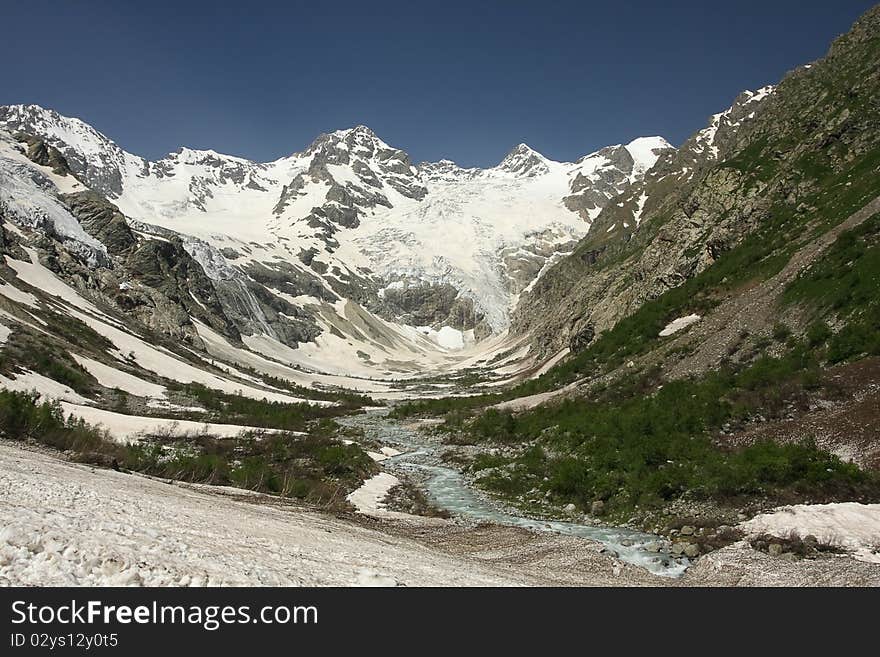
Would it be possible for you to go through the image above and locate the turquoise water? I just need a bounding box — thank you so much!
[342,411,688,577]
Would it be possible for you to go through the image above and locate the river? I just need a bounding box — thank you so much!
[341,410,688,577]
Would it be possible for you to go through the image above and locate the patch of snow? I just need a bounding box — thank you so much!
[346,472,411,519]
[0,280,40,308]
[0,370,93,404]
[532,348,569,379]
[416,325,467,350]
[625,136,671,179]
[59,403,293,443]
[71,354,167,399]
[741,503,880,564]
[633,192,649,225]
[659,314,701,337]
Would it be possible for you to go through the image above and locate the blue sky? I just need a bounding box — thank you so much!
[0,0,874,166]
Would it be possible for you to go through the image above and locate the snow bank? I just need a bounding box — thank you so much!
[71,354,167,399]
[659,314,701,337]
[346,472,413,520]
[741,503,880,564]
[532,347,569,379]
[416,325,467,350]
[0,370,92,404]
[0,443,521,586]
[60,403,292,442]
[0,280,39,308]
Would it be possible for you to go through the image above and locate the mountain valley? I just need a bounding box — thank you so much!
[1,4,879,587]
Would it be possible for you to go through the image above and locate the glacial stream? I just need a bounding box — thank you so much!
[341,410,688,578]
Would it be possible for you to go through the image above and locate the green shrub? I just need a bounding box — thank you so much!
[0,390,64,440]
[806,320,832,346]
[772,323,792,341]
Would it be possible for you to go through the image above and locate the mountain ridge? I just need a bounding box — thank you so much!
[0,103,673,344]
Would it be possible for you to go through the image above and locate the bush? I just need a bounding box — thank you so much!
[166,382,353,431]
[466,343,880,516]
[0,390,64,440]
[772,323,792,342]
[806,320,832,346]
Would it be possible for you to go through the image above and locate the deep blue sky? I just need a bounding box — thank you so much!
[1,1,875,166]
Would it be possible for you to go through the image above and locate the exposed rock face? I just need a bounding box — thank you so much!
[380,283,483,331]
[14,132,73,176]
[124,221,323,346]
[123,237,240,340]
[498,144,552,177]
[0,186,242,348]
[563,140,674,221]
[512,6,880,359]
[64,191,136,254]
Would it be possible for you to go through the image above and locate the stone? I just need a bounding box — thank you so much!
[768,543,784,557]
[683,543,700,558]
[563,503,578,515]
[590,500,605,516]
[680,525,695,536]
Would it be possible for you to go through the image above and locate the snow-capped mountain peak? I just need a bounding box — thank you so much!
[625,136,674,176]
[692,86,776,159]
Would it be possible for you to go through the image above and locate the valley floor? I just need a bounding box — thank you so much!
[2,440,877,587]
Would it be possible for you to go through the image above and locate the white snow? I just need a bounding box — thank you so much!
[0,370,92,404]
[346,472,408,518]
[417,325,467,350]
[633,192,649,225]
[742,503,880,564]
[0,442,529,585]
[0,281,39,308]
[71,354,167,399]
[625,136,671,179]
[532,347,569,378]
[59,403,291,442]
[659,314,701,337]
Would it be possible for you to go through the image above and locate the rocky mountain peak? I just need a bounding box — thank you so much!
[497,143,551,176]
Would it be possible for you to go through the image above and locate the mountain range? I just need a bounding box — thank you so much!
[0,101,677,380]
